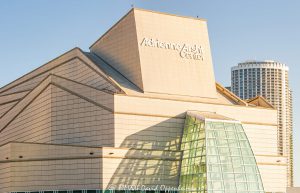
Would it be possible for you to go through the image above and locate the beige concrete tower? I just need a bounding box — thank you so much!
[231,60,294,187]
[90,8,217,98]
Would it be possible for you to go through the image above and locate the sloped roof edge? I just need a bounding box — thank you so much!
[84,52,142,93]
[246,96,275,109]
[0,48,126,95]
[0,47,78,93]
[216,82,248,106]
[0,74,114,133]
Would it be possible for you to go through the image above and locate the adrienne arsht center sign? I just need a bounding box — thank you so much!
[141,37,204,61]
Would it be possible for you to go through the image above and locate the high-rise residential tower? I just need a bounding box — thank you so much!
[231,60,293,187]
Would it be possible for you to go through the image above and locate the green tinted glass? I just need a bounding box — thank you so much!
[179,113,264,193]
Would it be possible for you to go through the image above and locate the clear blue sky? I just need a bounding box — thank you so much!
[0,0,299,186]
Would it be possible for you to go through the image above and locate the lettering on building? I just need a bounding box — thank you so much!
[141,37,204,61]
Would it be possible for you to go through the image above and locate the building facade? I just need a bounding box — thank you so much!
[286,187,300,193]
[231,61,293,187]
[0,9,287,193]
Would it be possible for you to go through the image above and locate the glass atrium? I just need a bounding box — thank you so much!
[180,112,264,193]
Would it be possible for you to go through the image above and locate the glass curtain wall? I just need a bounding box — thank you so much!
[180,113,264,193]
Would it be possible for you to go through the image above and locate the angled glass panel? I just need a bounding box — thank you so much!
[180,112,264,193]
[180,114,206,193]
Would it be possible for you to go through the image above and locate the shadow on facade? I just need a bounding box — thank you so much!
[107,116,185,190]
